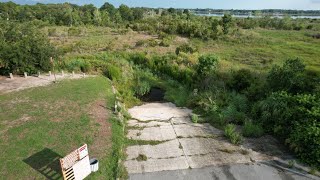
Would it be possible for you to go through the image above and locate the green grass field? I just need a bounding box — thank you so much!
[0,77,123,179]
[47,26,320,74]
[192,29,320,73]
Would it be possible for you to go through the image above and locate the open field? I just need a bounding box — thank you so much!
[46,26,320,73]
[0,77,121,179]
[195,29,320,72]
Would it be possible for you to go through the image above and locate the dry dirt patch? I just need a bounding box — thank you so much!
[0,73,91,94]
[88,100,112,159]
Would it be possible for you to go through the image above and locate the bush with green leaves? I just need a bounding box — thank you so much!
[104,64,122,81]
[134,80,151,97]
[175,44,197,55]
[242,121,264,137]
[228,69,254,92]
[224,124,243,145]
[221,105,247,125]
[65,59,92,73]
[253,92,319,138]
[196,54,219,78]
[253,91,320,167]
[221,93,248,125]
[286,121,320,167]
[0,21,57,75]
[159,38,171,47]
[130,53,148,65]
[267,58,315,94]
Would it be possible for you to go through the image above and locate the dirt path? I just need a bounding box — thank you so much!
[124,102,319,179]
[0,73,91,94]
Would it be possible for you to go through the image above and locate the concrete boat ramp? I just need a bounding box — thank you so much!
[124,102,319,180]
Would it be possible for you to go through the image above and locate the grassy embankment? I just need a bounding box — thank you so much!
[0,77,125,179]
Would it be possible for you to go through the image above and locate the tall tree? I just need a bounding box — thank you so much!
[93,8,102,26]
[119,4,133,21]
[221,14,232,34]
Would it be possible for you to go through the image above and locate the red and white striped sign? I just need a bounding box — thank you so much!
[78,144,88,160]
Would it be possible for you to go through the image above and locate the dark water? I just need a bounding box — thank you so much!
[141,87,165,102]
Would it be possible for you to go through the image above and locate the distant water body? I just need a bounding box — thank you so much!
[196,13,320,19]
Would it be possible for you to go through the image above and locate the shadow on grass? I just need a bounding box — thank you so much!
[23,148,62,180]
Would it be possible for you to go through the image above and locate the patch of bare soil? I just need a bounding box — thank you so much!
[88,100,112,159]
[243,135,292,159]
[0,74,92,95]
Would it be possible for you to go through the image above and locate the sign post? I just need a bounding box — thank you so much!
[50,57,57,83]
[60,144,91,180]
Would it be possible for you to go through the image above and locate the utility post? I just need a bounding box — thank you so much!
[50,57,57,83]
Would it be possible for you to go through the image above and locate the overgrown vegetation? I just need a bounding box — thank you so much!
[0,21,57,74]
[224,124,243,145]
[242,121,264,138]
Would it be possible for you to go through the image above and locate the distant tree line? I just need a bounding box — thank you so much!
[1,1,317,32]
[0,2,146,26]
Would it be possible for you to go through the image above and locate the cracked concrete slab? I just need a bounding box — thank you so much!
[124,102,309,178]
[171,117,192,125]
[128,119,171,128]
[129,162,319,180]
[124,156,189,174]
[179,138,226,156]
[126,139,184,160]
[128,103,192,121]
[173,124,223,138]
[127,126,176,141]
[186,151,250,169]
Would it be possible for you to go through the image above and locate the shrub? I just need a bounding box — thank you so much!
[175,44,197,55]
[135,80,151,97]
[0,21,56,75]
[242,121,264,137]
[228,69,253,92]
[148,39,158,47]
[253,91,320,167]
[286,121,320,167]
[80,61,91,73]
[224,124,243,145]
[221,93,248,125]
[130,53,148,65]
[221,105,247,125]
[191,114,199,123]
[105,64,121,81]
[135,40,145,47]
[159,38,171,47]
[65,59,92,73]
[196,94,219,115]
[267,58,314,94]
[196,55,219,78]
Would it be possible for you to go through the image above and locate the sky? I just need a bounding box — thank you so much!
[2,0,320,10]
